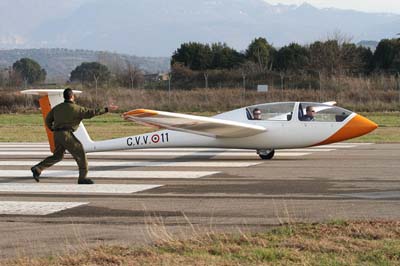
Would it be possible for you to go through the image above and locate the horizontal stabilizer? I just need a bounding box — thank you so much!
[123,109,266,138]
[21,89,82,96]
[322,101,337,106]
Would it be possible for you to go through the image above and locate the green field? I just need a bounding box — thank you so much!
[0,113,153,142]
[0,112,399,143]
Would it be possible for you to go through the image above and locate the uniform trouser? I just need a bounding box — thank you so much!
[35,131,88,180]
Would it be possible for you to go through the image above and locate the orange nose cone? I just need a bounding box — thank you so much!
[316,114,378,145]
[350,114,378,134]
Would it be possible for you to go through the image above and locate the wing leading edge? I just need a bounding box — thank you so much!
[123,109,266,138]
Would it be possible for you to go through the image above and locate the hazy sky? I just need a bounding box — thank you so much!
[266,0,400,14]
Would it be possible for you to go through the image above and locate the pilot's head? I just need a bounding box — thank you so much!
[306,106,315,117]
[253,108,262,120]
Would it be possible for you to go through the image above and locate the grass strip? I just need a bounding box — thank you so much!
[6,220,400,266]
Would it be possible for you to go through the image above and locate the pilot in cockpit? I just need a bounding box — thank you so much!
[252,108,262,120]
[301,106,315,121]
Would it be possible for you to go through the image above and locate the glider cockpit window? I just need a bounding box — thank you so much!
[248,103,295,121]
[299,102,352,122]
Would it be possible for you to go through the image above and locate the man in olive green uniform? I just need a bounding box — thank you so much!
[31,88,118,184]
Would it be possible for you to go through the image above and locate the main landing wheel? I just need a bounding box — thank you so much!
[257,149,275,160]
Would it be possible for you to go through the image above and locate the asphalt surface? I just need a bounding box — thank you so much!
[0,142,399,259]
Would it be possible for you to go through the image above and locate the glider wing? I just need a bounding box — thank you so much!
[123,109,266,138]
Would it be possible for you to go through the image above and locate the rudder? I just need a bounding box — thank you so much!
[38,95,56,152]
[21,89,94,153]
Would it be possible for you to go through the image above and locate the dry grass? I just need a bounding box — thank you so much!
[65,86,400,113]
[4,220,399,266]
[2,73,400,114]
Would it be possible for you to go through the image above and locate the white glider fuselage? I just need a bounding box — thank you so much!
[87,103,376,152]
[21,89,378,155]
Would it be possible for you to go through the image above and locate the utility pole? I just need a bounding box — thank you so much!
[168,73,172,107]
[8,67,11,88]
[318,71,322,102]
[81,72,84,91]
[204,71,208,89]
[280,72,284,101]
[129,68,134,89]
[242,72,246,105]
[397,72,400,105]
[93,74,99,106]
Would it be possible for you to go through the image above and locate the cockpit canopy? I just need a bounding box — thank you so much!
[247,102,352,122]
[247,102,295,121]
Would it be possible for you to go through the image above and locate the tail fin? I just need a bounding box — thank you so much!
[21,89,94,153]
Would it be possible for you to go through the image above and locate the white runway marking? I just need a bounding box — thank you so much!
[0,147,336,153]
[0,201,88,215]
[0,143,48,147]
[339,191,400,199]
[0,160,261,168]
[340,143,373,145]
[0,147,51,150]
[0,183,162,194]
[0,151,310,157]
[0,170,219,179]
[0,142,373,216]
[0,142,372,158]
[279,148,335,152]
[0,146,331,151]
[0,142,373,147]
[313,144,356,148]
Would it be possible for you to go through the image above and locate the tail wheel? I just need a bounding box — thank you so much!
[257,149,275,160]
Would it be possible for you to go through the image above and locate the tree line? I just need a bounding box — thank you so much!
[2,37,399,90]
[168,37,400,90]
[1,58,144,88]
[171,37,400,75]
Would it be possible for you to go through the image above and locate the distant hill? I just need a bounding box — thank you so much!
[0,48,170,82]
[0,0,399,56]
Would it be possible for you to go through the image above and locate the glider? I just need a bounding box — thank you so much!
[22,89,377,160]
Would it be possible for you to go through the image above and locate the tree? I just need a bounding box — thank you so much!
[171,62,194,81]
[245,37,274,72]
[172,42,245,71]
[275,43,310,73]
[12,58,46,85]
[0,69,7,87]
[341,43,373,74]
[117,62,144,88]
[373,39,400,73]
[309,40,341,75]
[97,51,125,75]
[210,43,245,69]
[70,62,111,86]
[309,39,374,75]
[171,42,212,71]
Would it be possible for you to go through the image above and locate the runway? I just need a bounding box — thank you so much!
[0,142,399,258]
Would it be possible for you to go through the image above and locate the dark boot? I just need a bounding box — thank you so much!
[31,166,41,182]
[78,178,94,184]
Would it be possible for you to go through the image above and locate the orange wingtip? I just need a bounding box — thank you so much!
[123,109,158,117]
